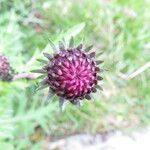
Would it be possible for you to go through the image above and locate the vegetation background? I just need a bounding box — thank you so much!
[0,0,150,149]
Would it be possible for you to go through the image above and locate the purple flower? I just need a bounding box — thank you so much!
[33,38,104,107]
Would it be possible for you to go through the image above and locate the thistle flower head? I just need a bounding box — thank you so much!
[33,38,104,107]
[0,54,12,81]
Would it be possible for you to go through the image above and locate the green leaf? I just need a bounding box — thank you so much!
[48,38,57,52]
[96,85,103,91]
[84,45,93,52]
[43,52,52,60]
[37,59,48,64]
[69,36,74,48]
[89,52,96,57]
[85,95,91,100]
[31,69,46,74]
[59,41,65,50]
[77,44,83,49]
[59,98,65,111]
[97,76,103,80]
[96,60,104,65]
[39,78,48,86]
[45,92,55,104]
[96,51,104,57]
[63,22,85,41]
[36,84,49,91]
[37,75,45,79]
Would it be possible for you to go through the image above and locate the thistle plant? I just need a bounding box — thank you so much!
[33,37,104,108]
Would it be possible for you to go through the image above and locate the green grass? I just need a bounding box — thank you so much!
[0,0,150,149]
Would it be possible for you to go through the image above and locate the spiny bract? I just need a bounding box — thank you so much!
[0,54,12,81]
[33,37,104,108]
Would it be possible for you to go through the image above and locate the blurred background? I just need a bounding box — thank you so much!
[0,0,150,149]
